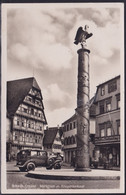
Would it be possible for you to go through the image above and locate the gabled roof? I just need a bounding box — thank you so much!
[62,114,76,125]
[7,77,43,117]
[43,127,58,145]
[96,75,120,87]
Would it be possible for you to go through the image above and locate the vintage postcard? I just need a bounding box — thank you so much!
[1,2,125,194]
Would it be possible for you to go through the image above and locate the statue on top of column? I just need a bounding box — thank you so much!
[74,25,93,48]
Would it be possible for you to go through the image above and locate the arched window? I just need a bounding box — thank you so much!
[71,136,74,144]
[71,136,75,144]
[68,137,71,145]
[64,138,67,145]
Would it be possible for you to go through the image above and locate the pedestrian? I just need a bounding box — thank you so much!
[103,155,107,169]
[109,153,113,169]
[72,155,76,167]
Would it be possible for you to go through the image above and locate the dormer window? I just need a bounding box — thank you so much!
[101,86,105,96]
[108,80,117,93]
[70,123,72,130]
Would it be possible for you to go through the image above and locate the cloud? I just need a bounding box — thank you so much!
[45,107,75,127]
[8,43,30,63]
[7,8,73,71]
[43,83,73,111]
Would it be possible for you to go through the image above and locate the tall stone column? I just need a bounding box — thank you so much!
[75,47,91,171]
[74,25,93,171]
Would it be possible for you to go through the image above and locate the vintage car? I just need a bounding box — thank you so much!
[16,149,48,171]
[16,149,63,171]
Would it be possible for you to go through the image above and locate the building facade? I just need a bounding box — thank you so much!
[94,75,120,167]
[43,127,62,155]
[7,77,47,161]
[62,97,96,164]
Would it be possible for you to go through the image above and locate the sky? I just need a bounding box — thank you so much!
[4,3,124,127]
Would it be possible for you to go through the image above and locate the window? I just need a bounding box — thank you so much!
[24,108,27,113]
[100,129,105,137]
[22,120,24,127]
[106,99,111,112]
[117,100,120,109]
[68,137,71,144]
[35,112,38,116]
[101,86,105,96]
[30,134,33,142]
[27,96,32,102]
[39,151,47,157]
[99,123,105,137]
[106,103,111,112]
[31,108,34,115]
[64,138,67,145]
[106,122,112,136]
[116,94,120,109]
[13,131,19,141]
[35,136,38,143]
[99,101,104,114]
[116,120,120,135]
[19,132,24,141]
[31,121,34,129]
[28,121,31,128]
[26,134,29,142]
[70,123,72,130]
[107,127,111,136]
[17,119,20,126]
[71,136,75,144]
[73,121,76,129]
[31,151,37,156]
[35,135,41,143]
[108,80,117,93]
[67,124,69,131]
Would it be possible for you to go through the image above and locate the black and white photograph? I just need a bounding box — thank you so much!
[1,2,125,194]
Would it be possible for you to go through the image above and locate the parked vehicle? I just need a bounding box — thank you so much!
[17,149,48,171]
[16,149,63,171]
[46,153,63,170]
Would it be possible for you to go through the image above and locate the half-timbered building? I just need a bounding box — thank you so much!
[7,77,47,161]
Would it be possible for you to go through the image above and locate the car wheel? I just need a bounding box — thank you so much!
[19,167,26,172]
[27,162,35,171]
[54,163,61,169]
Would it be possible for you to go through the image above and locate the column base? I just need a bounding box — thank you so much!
[74,167,91,172]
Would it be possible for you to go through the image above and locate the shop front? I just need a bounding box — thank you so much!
[94,143,120,167]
